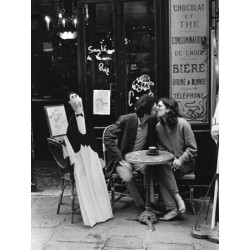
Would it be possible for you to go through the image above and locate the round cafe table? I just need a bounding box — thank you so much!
[125,150,174,231]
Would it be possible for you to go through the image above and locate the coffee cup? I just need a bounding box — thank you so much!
[148,146,158,154]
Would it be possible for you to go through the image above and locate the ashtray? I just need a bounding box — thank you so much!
[146,150,159,156]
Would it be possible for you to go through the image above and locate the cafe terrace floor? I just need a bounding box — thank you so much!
[31,161,219,250]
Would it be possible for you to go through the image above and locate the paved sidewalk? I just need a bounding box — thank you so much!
[31,194,219,250]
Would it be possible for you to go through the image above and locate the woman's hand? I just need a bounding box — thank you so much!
[172,159,183,171]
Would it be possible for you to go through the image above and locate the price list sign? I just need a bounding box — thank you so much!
[169,0,209,124]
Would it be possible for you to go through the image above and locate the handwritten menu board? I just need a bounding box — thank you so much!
[169,0,209,124]
[44,105,68,137]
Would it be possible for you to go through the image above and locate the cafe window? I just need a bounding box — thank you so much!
[83,0,157,123]
[124,1,156,113]
[84,3,116,125]
[31,14,78,100]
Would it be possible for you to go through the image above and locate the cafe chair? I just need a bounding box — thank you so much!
[177,172,196,215]
[102,125,144,211]
[47,138,79,223]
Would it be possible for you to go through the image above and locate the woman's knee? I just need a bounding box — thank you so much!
[116,166,133,182]
[117,168,132,182]
[121,175,132,182]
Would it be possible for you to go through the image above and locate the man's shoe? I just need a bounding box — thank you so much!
[158,209,179,221]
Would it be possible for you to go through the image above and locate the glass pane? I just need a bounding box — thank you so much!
[84,3,116,125]
[124,1,156,113]
[31,17,78,99]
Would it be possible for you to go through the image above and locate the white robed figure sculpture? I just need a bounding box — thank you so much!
[63,92,113,227]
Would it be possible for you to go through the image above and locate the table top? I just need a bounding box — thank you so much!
[125,150,174,165]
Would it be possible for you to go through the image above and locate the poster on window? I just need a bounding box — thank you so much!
[93,90,111,115]
[169,0,209,124]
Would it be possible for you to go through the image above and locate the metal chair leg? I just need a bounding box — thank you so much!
[111,179,115,212]
[57,179,65,214]
[190,181,196,215]
[157,192,162,206]
[71,181,75,224]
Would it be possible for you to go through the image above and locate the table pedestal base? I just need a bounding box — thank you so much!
[124,150,175,232]
[138,207,157,232]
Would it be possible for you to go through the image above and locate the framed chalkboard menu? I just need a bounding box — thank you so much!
[169,0,209,124]
[44,104,68,137]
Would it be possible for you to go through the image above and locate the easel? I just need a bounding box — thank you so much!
[192,30,219,239]
[191,148,219,243]
[192,97,219,243]
[44,104,68,142]
[211,157,219,231]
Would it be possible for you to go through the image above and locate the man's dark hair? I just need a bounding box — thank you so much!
[135,94,155,117]
[159,98,182,128]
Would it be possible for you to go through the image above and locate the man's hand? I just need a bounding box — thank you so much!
[119,160,133,171]
[172,158,183,171]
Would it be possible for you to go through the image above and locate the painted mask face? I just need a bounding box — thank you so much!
[68,93,83,113]
[69,93,77,100]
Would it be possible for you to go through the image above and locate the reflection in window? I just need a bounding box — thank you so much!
[124,1,156,113]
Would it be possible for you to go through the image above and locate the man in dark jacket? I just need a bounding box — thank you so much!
[104,94,158,207]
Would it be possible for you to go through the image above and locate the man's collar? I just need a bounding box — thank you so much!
[138,117,142,127]
[138,117,149,128]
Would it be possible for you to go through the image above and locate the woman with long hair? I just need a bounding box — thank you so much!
[155,98,197,220]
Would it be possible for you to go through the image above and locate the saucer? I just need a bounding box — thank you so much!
[146,150,159,156]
